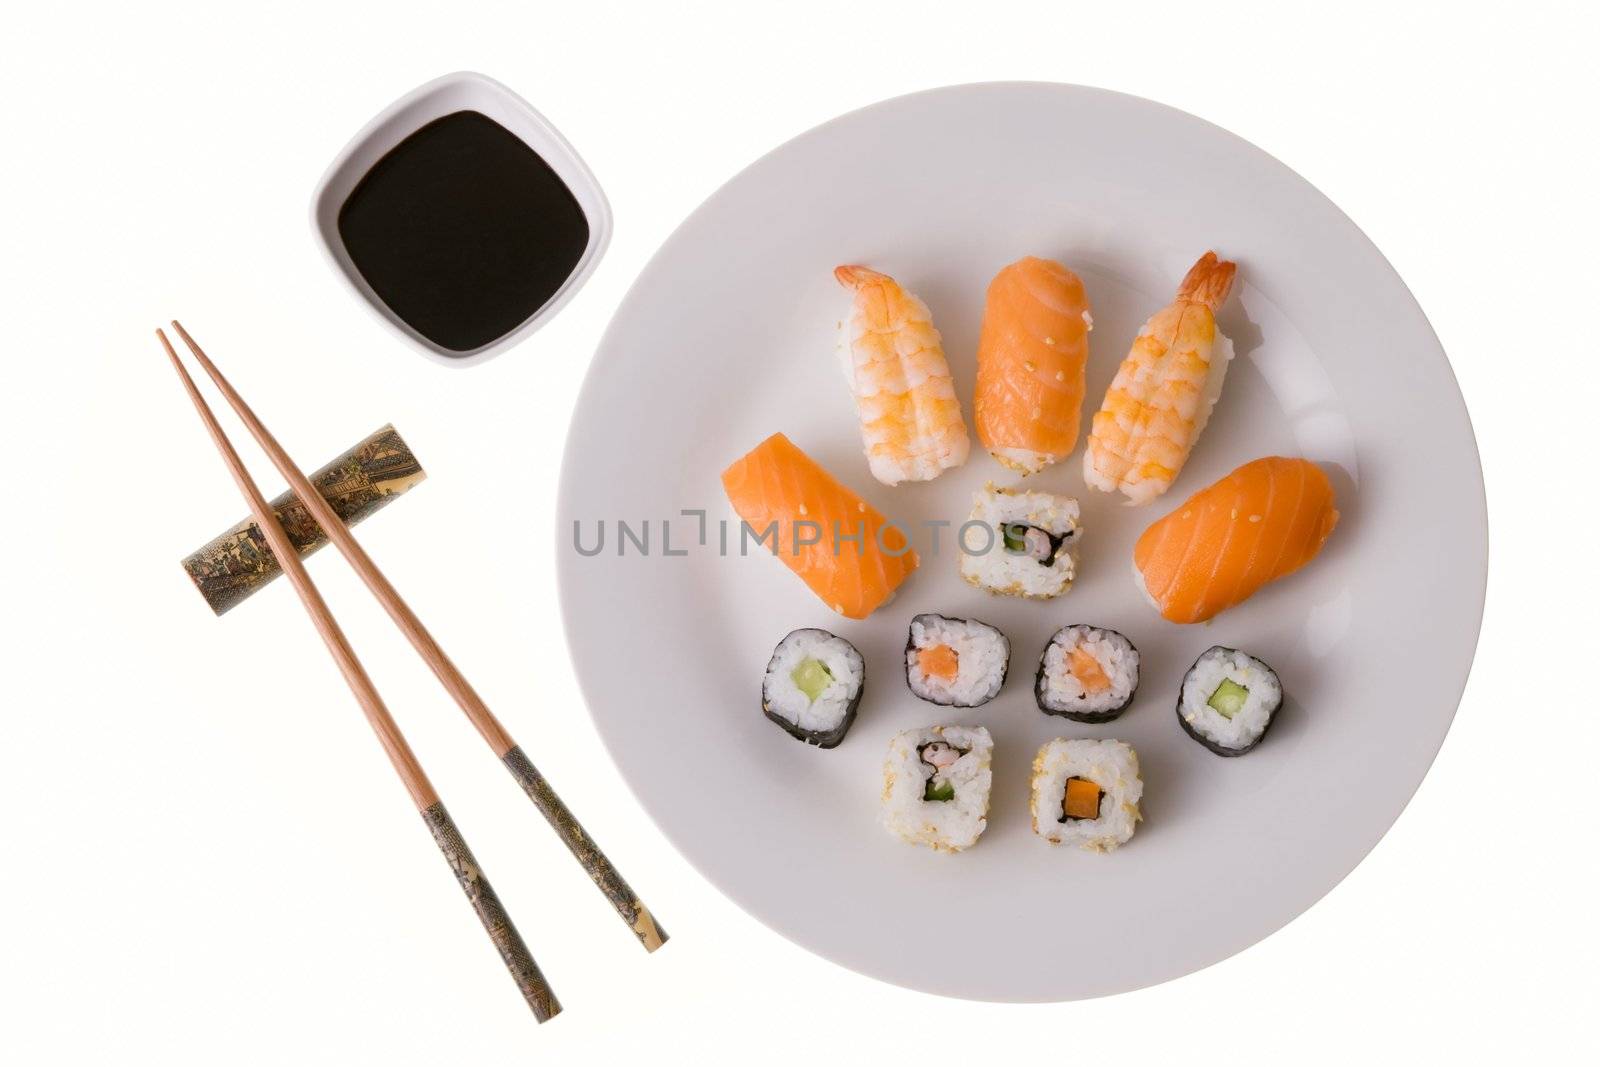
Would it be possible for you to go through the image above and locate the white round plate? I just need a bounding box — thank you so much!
[558,83,1485,1001]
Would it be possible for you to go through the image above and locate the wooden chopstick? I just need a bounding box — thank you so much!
[169,320,667,953]
[156,329,560,1022]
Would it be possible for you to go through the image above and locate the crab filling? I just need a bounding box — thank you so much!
[1060,777,1103,822]
[1002,523,1070,565]
[919,741,965,802]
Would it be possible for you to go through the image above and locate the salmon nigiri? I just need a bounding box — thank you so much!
[973,256,1093,474]
[722,432,918,619]
[835,265,970,486]
[1085,252,1237,504]
[1133,456,1339,623]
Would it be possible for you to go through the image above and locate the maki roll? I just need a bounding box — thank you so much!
[958,484,1080,599]
[1035,625,1139,722]
[760,629,865,748]
[881,725,993,852]
[1029,739,1143,851]
[904,613,1009,708]
[1177,646,1284,756]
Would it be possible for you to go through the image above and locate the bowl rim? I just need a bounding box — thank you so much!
[308,70,613,369]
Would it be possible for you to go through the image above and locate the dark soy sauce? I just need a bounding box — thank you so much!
[337,110,590,353]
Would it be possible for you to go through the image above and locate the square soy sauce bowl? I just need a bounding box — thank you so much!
[311,72,612,368]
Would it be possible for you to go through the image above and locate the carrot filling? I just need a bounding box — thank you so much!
[918,644,960,681]
[1067,646,1111,693]
[1062,777,1102,821]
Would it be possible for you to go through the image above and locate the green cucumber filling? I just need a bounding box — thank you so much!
[1208,678,1250,719]
[924,779,956,802]
[1002,523,1029,552]
[791,658,833,703]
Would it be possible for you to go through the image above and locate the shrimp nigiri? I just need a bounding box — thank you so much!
[973,256,1093,474]
[835,265,970,486]
[1133,456,1339,623]
[1084,252,1237,505]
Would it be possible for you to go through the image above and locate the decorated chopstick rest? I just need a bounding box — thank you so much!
[181,424,424,614]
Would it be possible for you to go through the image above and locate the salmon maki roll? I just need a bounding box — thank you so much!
[973,256,1093,474]
[835,265,970,486]
[1133,456,1339,623]
[1084,252,1237,504]
[722,432,918,619]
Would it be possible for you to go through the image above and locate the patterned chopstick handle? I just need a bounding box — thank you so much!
[421,802,561,1022]
[502,747,667,952]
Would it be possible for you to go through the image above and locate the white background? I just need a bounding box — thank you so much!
[3,2,1596,1063]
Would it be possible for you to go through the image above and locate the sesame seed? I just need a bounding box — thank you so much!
[1044,336,1055,346]
[857,501,867,512]
[1248,514,1262,523]
[1023,361,1035,372]
[833,603,844,614]
[1055,370,1065,381]
[1231,508,1238,519]
[1031,407,1042,419]
[798,504,808,515]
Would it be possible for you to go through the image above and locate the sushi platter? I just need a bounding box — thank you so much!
[559,82,1486,1001]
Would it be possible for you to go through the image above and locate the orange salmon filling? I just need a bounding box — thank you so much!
[918,644,960,681]
[1068,647,1111,692]
[1063,777,1102,820]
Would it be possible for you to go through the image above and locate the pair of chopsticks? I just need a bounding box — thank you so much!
[157,322,665,1022]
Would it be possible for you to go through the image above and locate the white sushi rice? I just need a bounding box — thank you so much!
[1037,626,1139,717]
[881,725,993,853]
[761,629,863,735]
[1189,329,1235,445]
[1029,738,1143,851]
[959,484,1080,599]
[905,614,1009,707]
[991,446,1051,475]
[1179,646,1282,752]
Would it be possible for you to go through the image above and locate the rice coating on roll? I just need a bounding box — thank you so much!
[1029,738,1143,851]
[958,484,1080,599]
[881,725,993,852]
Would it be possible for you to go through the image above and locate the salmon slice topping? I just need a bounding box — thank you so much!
[1133,456,1338,623]
[721,432,919,619]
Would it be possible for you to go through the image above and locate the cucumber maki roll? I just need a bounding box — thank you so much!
[1177,646,1284,756]
[904,613,1010,707]
[761,629,864,748]
[1034,624,1140,722]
